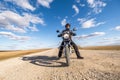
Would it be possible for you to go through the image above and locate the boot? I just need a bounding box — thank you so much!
[77,56,84,59]
[58,51,62,59]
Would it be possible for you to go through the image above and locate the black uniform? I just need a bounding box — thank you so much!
[58,28,81,58]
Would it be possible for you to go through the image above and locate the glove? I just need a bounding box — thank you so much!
[58,34,62,37]
[71,31,76,36]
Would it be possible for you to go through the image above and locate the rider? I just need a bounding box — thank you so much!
[58,23,84,59]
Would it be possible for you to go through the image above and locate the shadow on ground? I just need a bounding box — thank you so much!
[22,55,68,67]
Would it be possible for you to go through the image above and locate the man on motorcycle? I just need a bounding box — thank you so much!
[58,23,84,59]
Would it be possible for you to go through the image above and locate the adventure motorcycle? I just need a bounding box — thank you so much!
[56,28,76,66]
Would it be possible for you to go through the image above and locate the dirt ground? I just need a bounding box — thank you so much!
[0,49,120,80]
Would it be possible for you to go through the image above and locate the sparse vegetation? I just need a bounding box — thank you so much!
[0,49,50,60]
[81,45,120,50]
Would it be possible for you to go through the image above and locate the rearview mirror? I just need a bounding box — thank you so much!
[73,27,77,31]
[56,30,60,33]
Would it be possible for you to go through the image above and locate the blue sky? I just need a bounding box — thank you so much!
[0,0,120,50]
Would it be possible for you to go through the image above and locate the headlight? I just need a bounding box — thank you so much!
[63,34,69,39]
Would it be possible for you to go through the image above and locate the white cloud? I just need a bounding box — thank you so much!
[28,25,39,31]
[87,0,106,14]
[61,18,67,26]
[5,0,35,11]
[77,18,86,23]
[115,26,120,31]
[0,10,44,33]
[87,0,94,5]
[76,0,80,3]
[99,37,120,45]
[75,32,105,39]
[0,2,7,11]
[78,18,105,28]
[75,0,85,7]
[92,32,105,36]
[0,31,30,41]
[5,25,26,33]
[80,4,85,7]
[82,19,95,28]
[72,5,79,16]
[24,13,45,25]
[37,0,53,8]
[103,37,120,41]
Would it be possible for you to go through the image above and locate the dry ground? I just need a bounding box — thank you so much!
[0,49,120,80]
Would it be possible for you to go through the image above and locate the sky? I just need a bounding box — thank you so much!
[0,0,120,50]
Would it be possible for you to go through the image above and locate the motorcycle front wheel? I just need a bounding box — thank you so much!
[65,45,70,66]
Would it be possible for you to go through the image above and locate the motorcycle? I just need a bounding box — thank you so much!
[56,28,77,66]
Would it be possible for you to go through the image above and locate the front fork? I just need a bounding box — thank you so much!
[63,42,71,54]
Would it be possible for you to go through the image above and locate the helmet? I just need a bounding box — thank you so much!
[65,23,71,28]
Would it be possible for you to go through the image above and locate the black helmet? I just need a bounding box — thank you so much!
[65,23,71,28]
